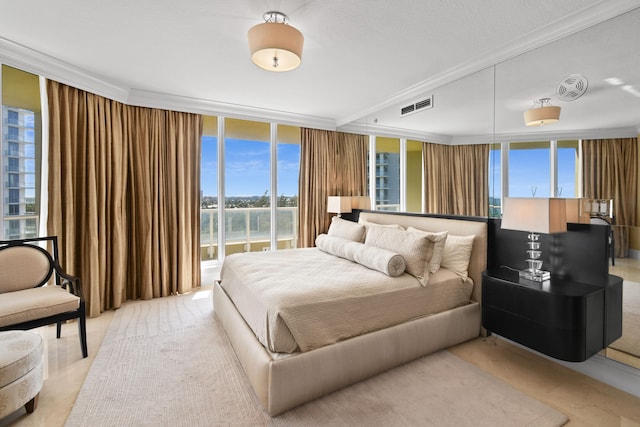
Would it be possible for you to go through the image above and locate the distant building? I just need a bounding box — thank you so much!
[1,106,38,239]
[375,152,400,208]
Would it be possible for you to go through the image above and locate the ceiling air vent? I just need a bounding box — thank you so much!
[556,74,588,102]
[400,95,433,117]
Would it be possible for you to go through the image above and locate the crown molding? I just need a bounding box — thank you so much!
[0,34,338,130]
[0,37,129,102]
[337,1,640,127]
[127,89,337,130]
[337,124,638,146]
[493,126,639,143]
[337,121,452,144]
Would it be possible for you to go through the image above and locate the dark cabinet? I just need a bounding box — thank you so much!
[482,269,622,362]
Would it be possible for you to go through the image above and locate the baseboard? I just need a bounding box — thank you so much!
[496,335,640,398]
[628,249,640,260]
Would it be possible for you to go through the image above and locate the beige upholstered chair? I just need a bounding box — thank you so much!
[0,236,87,358]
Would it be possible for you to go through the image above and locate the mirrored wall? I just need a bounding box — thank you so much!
[492,9,640,368]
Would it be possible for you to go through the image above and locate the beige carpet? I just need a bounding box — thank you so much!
[609,281,640,358]
[65,290,568,426]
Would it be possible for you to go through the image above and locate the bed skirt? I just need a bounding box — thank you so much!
[213,282,481,416]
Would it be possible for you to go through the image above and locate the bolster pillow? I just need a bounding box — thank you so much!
[315,234,406,277]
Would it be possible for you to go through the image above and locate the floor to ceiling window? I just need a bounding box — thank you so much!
[488,143,502,217]
[224,118,271,255]
[557,140,579,197]
[406,140,423,212]
[490,139,581,216]
[276,124,300,249]
[508,141,551,197]
[374,137,401,211]
[1,65,41,240]
[200,115,218,261]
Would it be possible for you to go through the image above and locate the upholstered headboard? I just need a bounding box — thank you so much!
[357,211,488,303]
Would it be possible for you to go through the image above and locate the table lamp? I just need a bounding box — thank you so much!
[501,197,567,282]
[327,196,352,218]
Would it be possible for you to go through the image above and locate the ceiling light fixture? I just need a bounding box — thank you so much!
[523,98,561,126]
[247,11,304,72]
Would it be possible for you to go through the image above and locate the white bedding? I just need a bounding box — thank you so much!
[220,247,473,353]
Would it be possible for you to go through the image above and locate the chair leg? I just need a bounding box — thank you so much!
[56,321,62,339]
[78,303,88,358]
[25,393,39,413]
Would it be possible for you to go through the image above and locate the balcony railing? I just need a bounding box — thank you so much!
[200,207,298,261]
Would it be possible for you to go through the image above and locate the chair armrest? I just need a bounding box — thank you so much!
[54,264,84,299]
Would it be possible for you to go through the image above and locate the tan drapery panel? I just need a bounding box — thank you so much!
[582,137,637,257]
[423,143,489,216]
[47,80,202,317]
[298,128,367,247]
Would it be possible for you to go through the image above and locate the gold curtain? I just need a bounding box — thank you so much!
[423,143,489,216]
[298,128,367,247]
[47,80,202,317]
[582,137,637,257]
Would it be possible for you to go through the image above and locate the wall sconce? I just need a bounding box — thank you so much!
[327,196,352,217]
[501,197,567,282]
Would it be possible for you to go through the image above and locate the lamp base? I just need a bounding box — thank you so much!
[519,268,550,282]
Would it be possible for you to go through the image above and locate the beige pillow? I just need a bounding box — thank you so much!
[327,216,366,242]
[315,234,406,277]
[364,226,438,286]
[407,227,448,273]
[440,234,475,279]
[358,218,405,230]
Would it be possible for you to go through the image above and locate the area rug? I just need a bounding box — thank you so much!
[609,280,640,357]
[65,290,568,426]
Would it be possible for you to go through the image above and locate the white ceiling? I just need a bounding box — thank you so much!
[1,0,639,142]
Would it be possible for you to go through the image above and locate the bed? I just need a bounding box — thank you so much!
[213,210,487,416]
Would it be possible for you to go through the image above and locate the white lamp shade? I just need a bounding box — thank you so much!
[501,197,567,234]
[350,196,371,210]
[524,105,561,126]
[248,22,304,72]
[327,196,352,214]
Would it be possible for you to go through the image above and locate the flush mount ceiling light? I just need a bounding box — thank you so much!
[247,11,304,72]
[523,98,561,126]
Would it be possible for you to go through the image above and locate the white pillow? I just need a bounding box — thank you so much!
[407,227,448,274]
[364,226,438,286]
[440,234,475,279]
[327,216,366,242]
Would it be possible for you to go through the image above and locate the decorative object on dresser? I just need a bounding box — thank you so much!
[484,218,622,362]
[500,197,567,283]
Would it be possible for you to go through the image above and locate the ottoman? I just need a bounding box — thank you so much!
[0,331,44,419]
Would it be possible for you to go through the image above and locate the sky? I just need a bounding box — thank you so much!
[201,136,300,197]
[490,146,577,199]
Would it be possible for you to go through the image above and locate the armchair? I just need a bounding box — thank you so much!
[0,236,87,358]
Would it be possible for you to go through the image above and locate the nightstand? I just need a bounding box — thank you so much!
[482,269,623,362]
